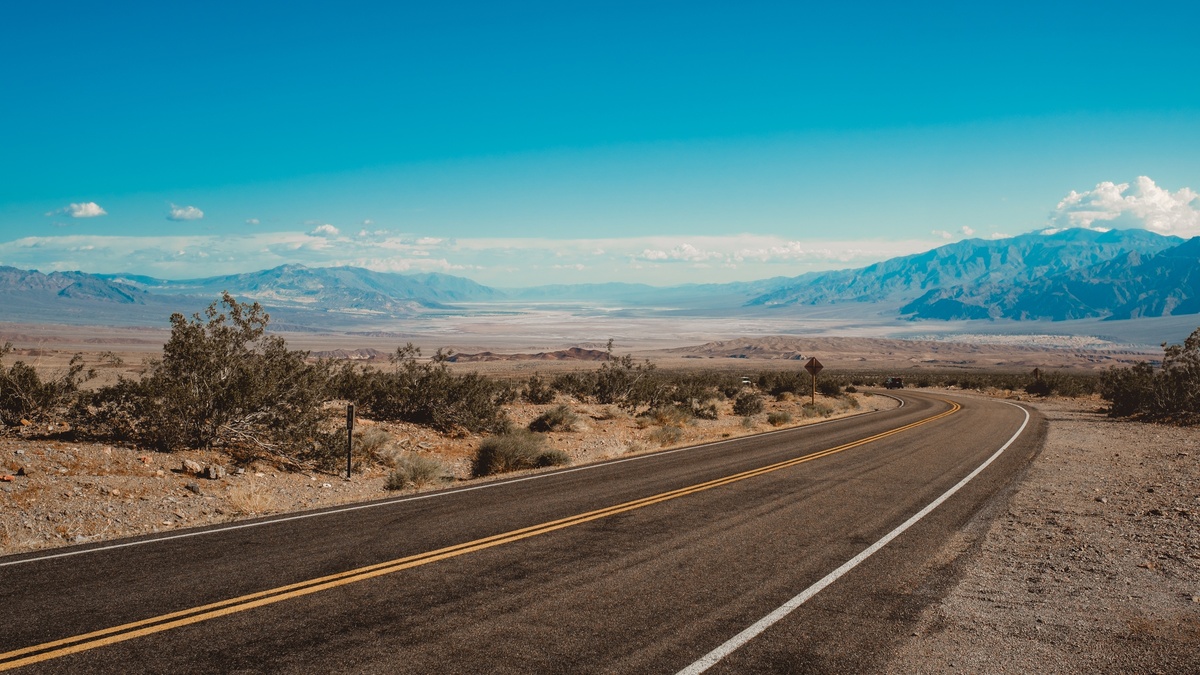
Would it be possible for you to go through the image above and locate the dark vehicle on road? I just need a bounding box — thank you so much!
[884,377,904,389]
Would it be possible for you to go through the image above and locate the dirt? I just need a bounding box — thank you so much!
[887,395,1200,673]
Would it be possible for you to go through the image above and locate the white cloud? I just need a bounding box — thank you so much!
[46,202,107,218]
[246,218,260,225]
[167,204,204,221]
[932,230,953,240]
[0,231,934,286]
[636,243,724,263]
[1050,176,1200,236]
[960,226,975,237]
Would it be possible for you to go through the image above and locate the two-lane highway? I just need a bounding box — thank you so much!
[0,391,1042,673]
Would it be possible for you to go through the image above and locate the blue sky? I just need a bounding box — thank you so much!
[2,1,1199,285]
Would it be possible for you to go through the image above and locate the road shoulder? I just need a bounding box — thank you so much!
[885,395,1200,673]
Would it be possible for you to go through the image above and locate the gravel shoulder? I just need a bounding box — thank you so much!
[887,394,1200,673]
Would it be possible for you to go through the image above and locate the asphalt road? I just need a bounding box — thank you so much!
[0,391,1043,674]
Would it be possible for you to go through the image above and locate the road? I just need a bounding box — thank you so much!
[0,391,1042,673]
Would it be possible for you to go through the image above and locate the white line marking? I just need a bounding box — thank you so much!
[1,397,905,568]
[676,397,1030,675]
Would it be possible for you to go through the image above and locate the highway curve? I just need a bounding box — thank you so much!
[0,391,1043,674]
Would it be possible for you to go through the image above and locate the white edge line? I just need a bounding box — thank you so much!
[1,395,906,568]
[676,397,1030,675]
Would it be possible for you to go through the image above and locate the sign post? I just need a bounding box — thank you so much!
[804,357,824,407]
[346,403,355,479]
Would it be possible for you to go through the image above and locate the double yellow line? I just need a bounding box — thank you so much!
[1,399,959,671]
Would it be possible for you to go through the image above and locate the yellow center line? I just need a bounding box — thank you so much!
[1,399,960,671]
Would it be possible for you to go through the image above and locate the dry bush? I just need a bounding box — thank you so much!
[472,430,569,477]
[767,411,792,427]
[801,402,834,418]
[354,426,392,459]
[648,425,683,447]
[528,404,579,432]
[385,452,446,491]
[227,480,278,516]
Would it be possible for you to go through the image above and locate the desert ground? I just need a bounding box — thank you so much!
[2,320,1196,671]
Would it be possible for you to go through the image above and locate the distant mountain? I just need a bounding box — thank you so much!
[745,228,1181,309]
[2,229,1195,330]
[1,265,505,328]
[901,236,1200,321]
[102,264,505,313]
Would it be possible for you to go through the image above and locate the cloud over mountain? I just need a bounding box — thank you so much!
[1050,176,1200,236]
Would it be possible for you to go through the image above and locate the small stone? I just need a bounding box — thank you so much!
[321,483,332,489]
[184,482,202,495]
[110,489,120,497]
[19,419,31,426]
[255,472,266,477]
[235,467,245,475]
[14,449,24,455]
[1095,497,1107,503]
[182,459,203,475]
[139,455,152,464]
[16,467,28,477]
[203,465,227,480]
[0,475,14,482]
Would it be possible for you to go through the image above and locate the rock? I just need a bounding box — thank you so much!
[16,467,29,476]
[14,449,24,455]
[0,475,13,482]
[19,419,31,426]
[235,467,245,475]
[321,483,332,489]
[203,465,227,480]
[139,455,152,464]
[110,489,120,497]
[184,482,202,494]
[182,459,203,475]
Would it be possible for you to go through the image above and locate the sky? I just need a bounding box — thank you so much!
[2,1,1199,287]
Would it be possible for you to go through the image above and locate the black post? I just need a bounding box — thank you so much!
[346,404,355,479]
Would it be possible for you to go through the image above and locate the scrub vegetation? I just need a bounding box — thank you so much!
[4,295,1195,487]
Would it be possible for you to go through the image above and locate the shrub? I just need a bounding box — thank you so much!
[1,343,94,427]
[844,385,858,394]
[472,430,569,477]
[74,294,329,455]
[733,393,765,416]
[801,402,834,418]
[740,415,757,429]
[358,344,510,435]
[641,405,692,428]
[1024,379,1053,397]
[529,404,579,432]
[766,411,792,427]
[1101,327,1200,423]
[385,453,446,490]
[816,380,842,397]
[522,373,556,404]
[648,425,683,446]
[354,426,392,458]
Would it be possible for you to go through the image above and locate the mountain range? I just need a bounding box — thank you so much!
[1,228,1197,329]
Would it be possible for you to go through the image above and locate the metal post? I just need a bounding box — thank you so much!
[811,373,816,407]
[346,403,355,479]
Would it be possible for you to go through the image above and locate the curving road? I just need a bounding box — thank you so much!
[0,391,1043,673]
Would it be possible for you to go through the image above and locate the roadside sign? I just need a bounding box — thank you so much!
[804,357,823,376]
